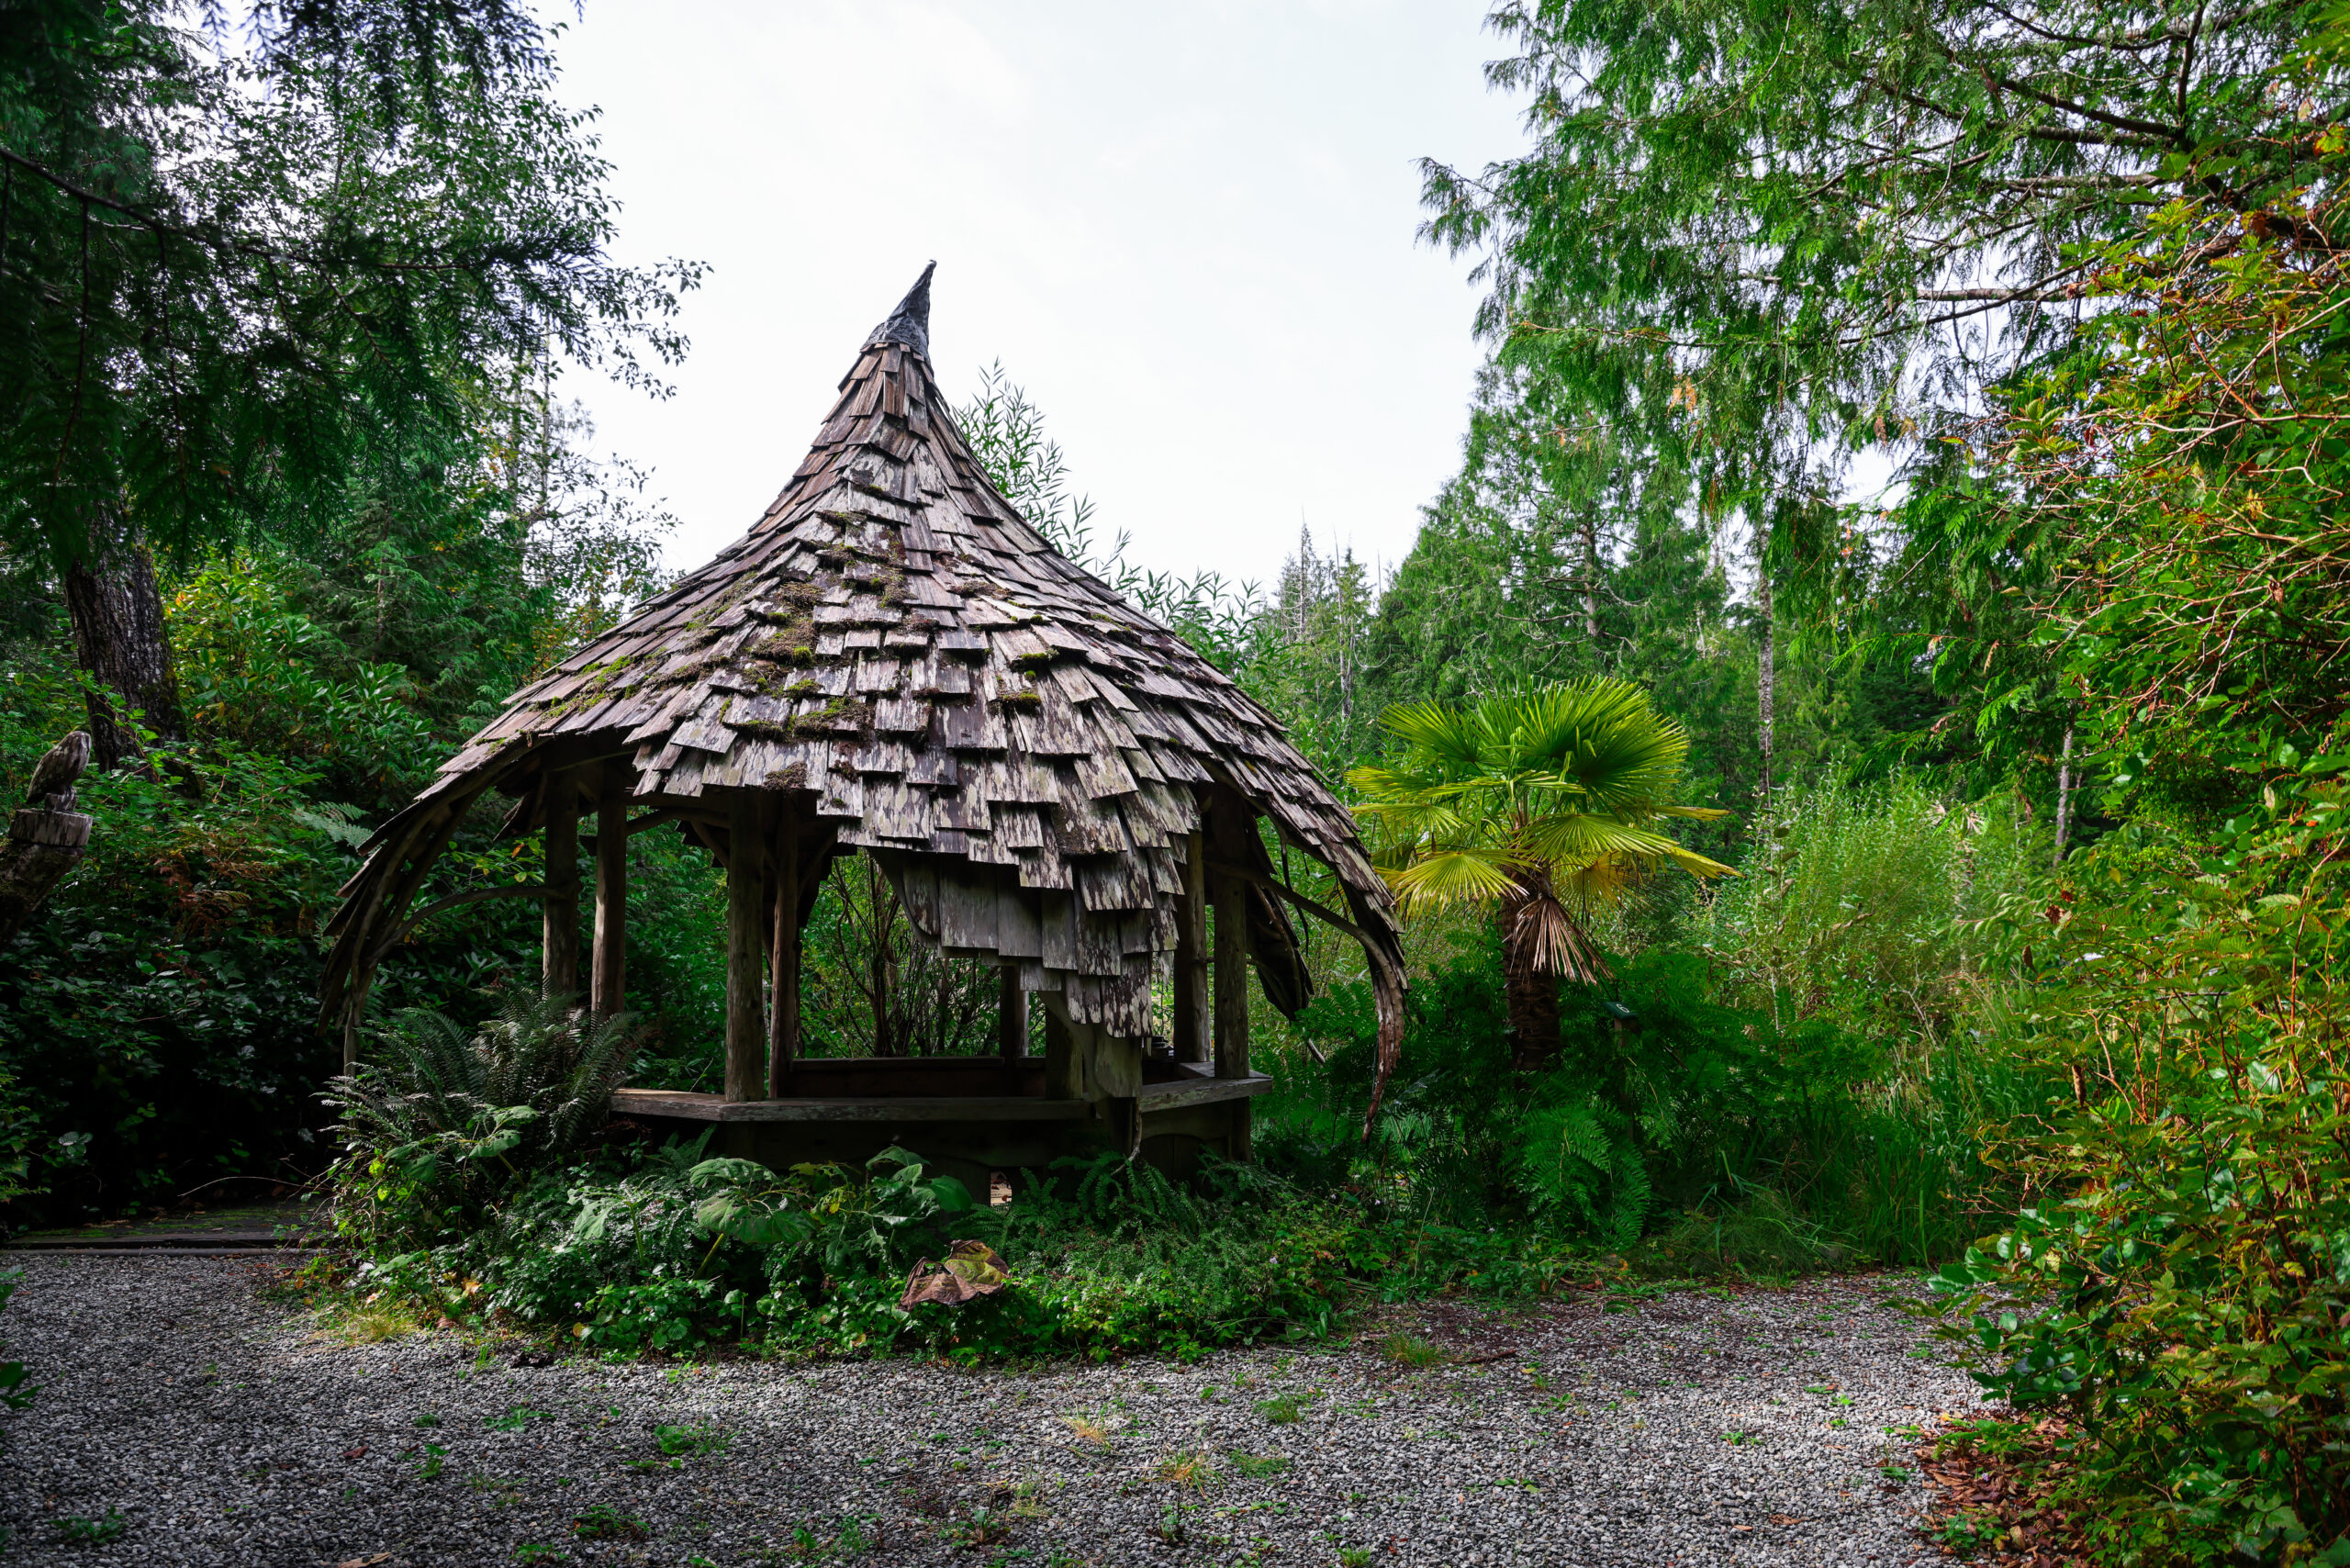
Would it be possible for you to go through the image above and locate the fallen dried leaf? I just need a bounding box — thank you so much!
[900,1239,1012,1309]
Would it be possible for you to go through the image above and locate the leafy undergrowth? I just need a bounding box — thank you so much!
[308,998,1890,1367]
[291,1139,1741,1365]
[1912,1416,2090,1566]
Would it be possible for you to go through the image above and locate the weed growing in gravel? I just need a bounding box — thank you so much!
[1226,1451,1290,1479]
[654,1421,729,1459]
[487,1405,554,1430]
[571,1503,648,1540]
[776,1513,879,1557]
[946,1508,1014,1548]
[51,1509,125,1545]
[513,1546,569,1563]
[1377,1333,1448,1368]
[413,1443,447,1481]
[327,1299,420,1343]
[1337,1549,1373,1568]
[1157,1450,1215,1490]
[1060,1414,1112,1448]
[413,1412,440,1428]
[1255,1394,1306,1424]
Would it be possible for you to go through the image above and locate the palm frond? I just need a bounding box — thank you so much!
[1375,699,1488,774]
[1383,847,1524,912]
[1509,891,1611,983]
[1356,678,1736,923]
[1517,815,1710,870]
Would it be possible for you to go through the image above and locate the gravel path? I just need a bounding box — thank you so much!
[0,1255,1985,1566]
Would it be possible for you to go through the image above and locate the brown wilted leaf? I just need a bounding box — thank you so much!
[899,1239,1012,1309]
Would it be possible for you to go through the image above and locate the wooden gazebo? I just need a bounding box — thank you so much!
[320,265,1405,1181]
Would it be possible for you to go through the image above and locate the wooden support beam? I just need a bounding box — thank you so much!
[998,964,1027,1062]
[1105,1094,1140,1160]
[724,792,767,1103]
[1172,829,1209,1063]
[592,765,627,1016]
[1210,805,1250,1083]
[1042,1000,1079,1101]
[1209,795,1253,1160]
[767,810,800,1097]
[543,767,581,1001]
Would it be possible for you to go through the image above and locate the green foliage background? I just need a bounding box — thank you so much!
[8,3,2350,1560]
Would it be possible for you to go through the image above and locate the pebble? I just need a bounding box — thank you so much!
[0,1255,1986,1565]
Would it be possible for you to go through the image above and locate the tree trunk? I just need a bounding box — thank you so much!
[62,513,183,772]
[1503,900,1562,1075]
[1581,513,1601,643]
[2053,722,2076,868]
[1755,566,1775,804]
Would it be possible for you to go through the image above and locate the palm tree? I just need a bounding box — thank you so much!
[1348,678,1733,1072]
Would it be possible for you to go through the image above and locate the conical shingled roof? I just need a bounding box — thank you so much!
[324,266,1404,1052]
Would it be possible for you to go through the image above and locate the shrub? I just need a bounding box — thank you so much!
[1929,776,2350,1564]
[326,994,645,1249]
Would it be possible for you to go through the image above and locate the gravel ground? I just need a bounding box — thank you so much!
[0,1254,1986,1567]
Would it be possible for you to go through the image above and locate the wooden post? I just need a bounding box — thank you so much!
[767,811,800,1097]
[1210,796,1252,1159]
[1043,1000,1080,1100]
[998,965,1027,1061]
[1172,829,1209,1063]
[724,792,767,1102]
[543,767,581,1001]
[592,765,627,1016]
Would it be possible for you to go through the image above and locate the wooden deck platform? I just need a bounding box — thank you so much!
[610,1058,1270,1182]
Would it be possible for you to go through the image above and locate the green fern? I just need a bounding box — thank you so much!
[1514,1093,1651,1246]
[325,993,646,1245]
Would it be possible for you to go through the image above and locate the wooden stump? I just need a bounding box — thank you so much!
[0,808,93,949]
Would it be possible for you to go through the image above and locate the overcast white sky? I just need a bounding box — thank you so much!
[545,1,1528,590]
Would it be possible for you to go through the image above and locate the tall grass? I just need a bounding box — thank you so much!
[1688,776,2053,1261]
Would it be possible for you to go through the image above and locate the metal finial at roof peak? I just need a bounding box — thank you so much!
[868,261,936,356]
